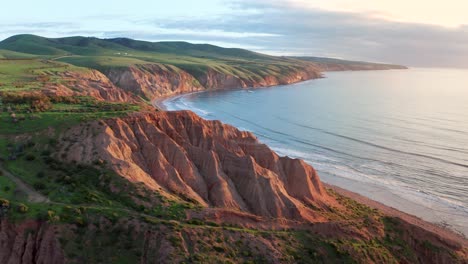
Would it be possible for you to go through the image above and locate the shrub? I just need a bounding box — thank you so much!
[4,186,11,192]
[0,198,10,207]
[35,211,48,221]
[213,245,225,253]
[47,210,60,222]
[74,216,87,227]
[36,171,45,178]
[25,154,36,161]
[206,221,220,227]
[187,218,204,225]
[17,203,29,213]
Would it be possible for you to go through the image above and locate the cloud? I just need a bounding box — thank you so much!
[141,1,468,67]
[1,0,468,67]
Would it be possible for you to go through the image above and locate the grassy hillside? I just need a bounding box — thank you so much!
[0,34,406,85]
[0,34,312,79]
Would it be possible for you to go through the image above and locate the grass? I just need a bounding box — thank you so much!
[2,142,191,221]
[0,49,43,59]
[0,173,16,200]
[0,108,137,134]
[0,34,319,85]
[0,59,80,92]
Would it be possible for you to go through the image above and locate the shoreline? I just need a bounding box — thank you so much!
[152,75,325,111]
[152,78,468,245]
[153,90,209,111]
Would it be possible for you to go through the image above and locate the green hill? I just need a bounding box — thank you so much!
[0,34,315,80]
[0,34,406,80]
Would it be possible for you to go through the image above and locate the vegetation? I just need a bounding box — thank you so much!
[0,35,458,263]
[0,34,319,84]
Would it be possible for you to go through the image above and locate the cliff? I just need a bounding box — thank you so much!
[103,63,322,100]
[196,65,322,90]
[56,111,335,222]
[41,69,137,103]
[104,64,204,100]
[0,220,64,264]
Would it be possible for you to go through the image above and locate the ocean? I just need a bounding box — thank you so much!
[162,68,468,236]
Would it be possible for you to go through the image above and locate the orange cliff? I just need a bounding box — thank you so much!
[32,61,322,104]
[103,63,322,101]
[56,111,337,222]
[40,69,137,103]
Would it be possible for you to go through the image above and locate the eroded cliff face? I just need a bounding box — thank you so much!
[103,64,322,100]
[57,111,336,222]
[41,69,136,103]
[0,220,64,264]
[198,65,322,90]
[105,64,204,100]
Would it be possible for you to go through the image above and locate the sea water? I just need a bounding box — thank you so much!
[163,68,468,236]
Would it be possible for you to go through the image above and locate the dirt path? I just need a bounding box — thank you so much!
[0,165,50,203]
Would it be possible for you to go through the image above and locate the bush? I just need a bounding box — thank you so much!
[25,154,36,161]
[213,245,225,253]
[47,210,60,222]
[36,171,45,178]
[187,218,204,225]
[74,216,87,227]
[17,203,29,213]
[0,198,10,207]
[4,186,11,192]
[0,92,53,112]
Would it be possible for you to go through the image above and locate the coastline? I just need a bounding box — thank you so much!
[153,91,207,111]
[326,183,467,247]
[153,79,468,245]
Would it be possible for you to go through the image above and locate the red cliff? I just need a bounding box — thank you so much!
[103,64,322,100]
[0,220,64,264]
[41,69,137,103]
[57,111,336,222]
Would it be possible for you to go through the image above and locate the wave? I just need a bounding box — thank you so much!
[164,97,212,117]
[279,117,468,169]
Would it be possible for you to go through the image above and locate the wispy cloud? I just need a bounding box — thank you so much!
[1,0,468,67]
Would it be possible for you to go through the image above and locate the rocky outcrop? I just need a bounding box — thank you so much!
[41,69,136,102]
[0,220,64,264]
[104,63,322,100]
[198,65,322,90]
[57,111,336,222]
[105,64,204,100]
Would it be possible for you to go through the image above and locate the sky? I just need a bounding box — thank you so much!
[2,0,468,67]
